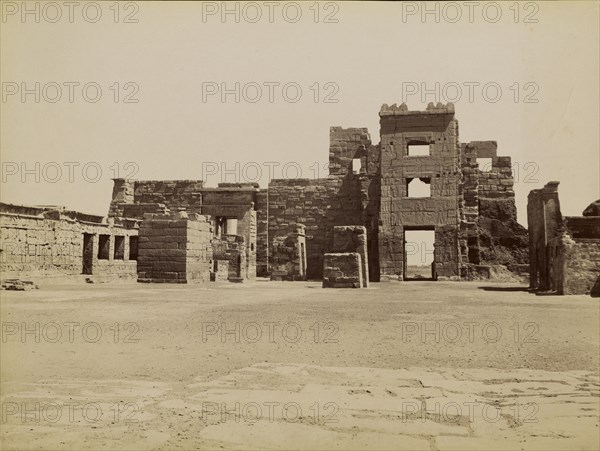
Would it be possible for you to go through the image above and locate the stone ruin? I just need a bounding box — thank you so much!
[269,102,528,282]
[270,224,307,281]
[323,226,369,288]
[137,211,213,283]
[1,103,598,294]
[0,203,139,282]
[528,182,600,295]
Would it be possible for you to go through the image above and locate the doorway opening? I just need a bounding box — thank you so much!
[404,228,436,280]
[82,233,94,275]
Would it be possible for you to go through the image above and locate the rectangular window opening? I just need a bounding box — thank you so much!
[98,234,110,260]
[407,144,430,156]
[352,158,362,174]
[114,236,125,260]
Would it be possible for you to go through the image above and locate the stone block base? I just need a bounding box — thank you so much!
[322,253,363,288]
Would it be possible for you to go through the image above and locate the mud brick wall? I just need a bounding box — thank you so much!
[378,103,462,279]
[137,214,212,283]
[332,226,369,287]
[1,205,138,279]
[322,252,363,288]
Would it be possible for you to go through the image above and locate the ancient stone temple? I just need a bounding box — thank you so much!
[1,103,531,285]
[108,180,263,283]
[268,102,527,282]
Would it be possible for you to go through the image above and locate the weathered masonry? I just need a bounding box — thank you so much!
[1,103,532,284]
[108,180,263,282]
[268,103,527,282]
[528,182,600,295]
[0,203,139,280]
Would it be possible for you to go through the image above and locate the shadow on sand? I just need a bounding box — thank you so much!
[477,286,529,292]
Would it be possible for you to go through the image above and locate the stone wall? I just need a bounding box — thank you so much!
[527,182,563,291]
[460,142,481,265]
[255,190,269,277]
[322,253,363,288]
[137,213,212,283]
[268,178,342,279]
[527,183,600,295]
[267,105,528,282]
[461,141,528,277]
[332,225,369,287]
[562,217,600,295]
[0,203,138,280]
[109,180,260,281]
[378,102,462,279]
[110,179,204,218]
[270,224,307,281]
[267,127,379,280]
[211,235,246,282]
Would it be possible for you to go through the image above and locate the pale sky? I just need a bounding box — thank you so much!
[1,1,599,224]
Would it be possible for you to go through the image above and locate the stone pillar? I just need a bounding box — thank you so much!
[270,224,307,281]
[332,225,369,287]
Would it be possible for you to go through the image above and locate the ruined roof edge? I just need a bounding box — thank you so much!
[379,102,455,116]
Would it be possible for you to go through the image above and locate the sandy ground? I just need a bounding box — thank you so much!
[1,280,598,449]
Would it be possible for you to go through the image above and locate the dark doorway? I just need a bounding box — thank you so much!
[82,233,94,275]
[114,236,125,260]
[98,235,110,260]
[300,242,306,277]
[129,236,138,260]
[404,228,436,280]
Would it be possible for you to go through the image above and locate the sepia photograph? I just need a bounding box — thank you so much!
[1,1,599,449]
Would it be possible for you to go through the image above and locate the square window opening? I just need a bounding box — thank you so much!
[407,177,431,198]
